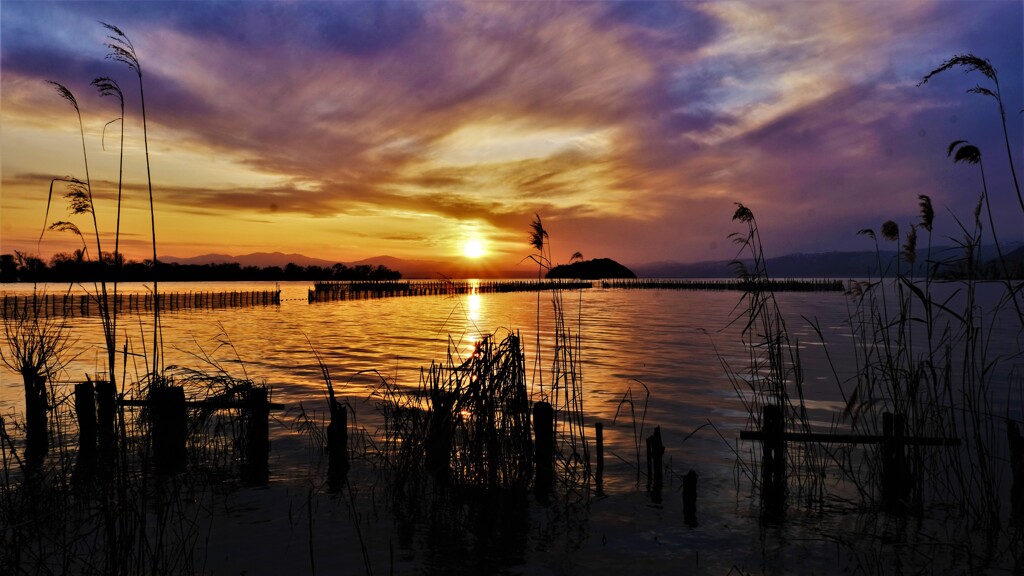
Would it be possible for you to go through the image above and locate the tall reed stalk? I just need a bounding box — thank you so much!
[101,22,162,381]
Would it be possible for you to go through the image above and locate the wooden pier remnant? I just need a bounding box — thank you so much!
[1,289,281,318]
[120,386,281,481]
[309,279,594,303]
[740,409,960,513]
[601,278,845,292]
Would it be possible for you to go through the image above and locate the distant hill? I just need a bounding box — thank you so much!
[157,243,1022,281]
[547,258,636,280]
[630,249,962,279]
[161,252,337,268]
[159,252,535,279]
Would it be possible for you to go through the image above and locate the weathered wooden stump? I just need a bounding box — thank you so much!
[426,395,454,480]
[533,401,554,495]
[74,382,97,484]
[242,387,270,485]
[151,386,187,475]
[95,380,116,460]
[24,373,48,467]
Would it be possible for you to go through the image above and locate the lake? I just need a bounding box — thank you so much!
[1,280,1021,574]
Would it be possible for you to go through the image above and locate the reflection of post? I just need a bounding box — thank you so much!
[533,402,554,494]
[1008,419,1023,527]
[595,422,605,494]
[761,405,785,515]
[683,470,698,527]
[646,426,664,494]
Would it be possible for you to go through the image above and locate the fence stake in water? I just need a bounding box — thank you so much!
[74,381,97,484]
[533,401,554,496]
[96,380,116,461]
[243,387,270,486]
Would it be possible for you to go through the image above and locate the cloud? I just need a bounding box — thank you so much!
[2,0,1020,265]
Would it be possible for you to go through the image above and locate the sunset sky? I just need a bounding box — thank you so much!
[2,0,1021,273]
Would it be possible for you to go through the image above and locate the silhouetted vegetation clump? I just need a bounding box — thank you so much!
[546,257,636,280]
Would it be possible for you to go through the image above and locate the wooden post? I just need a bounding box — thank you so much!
[1008,419,1023,527]
[595,422,605,493]
[24,373,48,466]
[75,382,97,464]
[151,386,187,475]
[683,470,698,527]
[761,405,785,515]
[882,411,908,511]
[243,387,270,485]
[426,395,454,480]
[96,380,116,459]
[533,401,554,494]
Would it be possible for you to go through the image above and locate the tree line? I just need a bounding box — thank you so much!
[0,251,402,283]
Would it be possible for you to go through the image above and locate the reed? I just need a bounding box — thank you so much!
[722,204,830,515]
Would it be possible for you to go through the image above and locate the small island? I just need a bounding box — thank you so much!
[546,258,636,280]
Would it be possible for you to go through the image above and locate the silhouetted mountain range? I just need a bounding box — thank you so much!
[158,243,1024,280]
[632,243,1023,278]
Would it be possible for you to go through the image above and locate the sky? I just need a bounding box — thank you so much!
[2,0,1022,273]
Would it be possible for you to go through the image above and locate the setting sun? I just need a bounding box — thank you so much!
[463,238,486,259]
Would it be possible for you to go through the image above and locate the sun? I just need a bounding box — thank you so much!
[463,238,486,259]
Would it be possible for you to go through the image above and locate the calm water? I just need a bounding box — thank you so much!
[2,280,1022,574]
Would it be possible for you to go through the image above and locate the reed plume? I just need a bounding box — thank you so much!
[101,21,162,379]
[920,54,1022,215]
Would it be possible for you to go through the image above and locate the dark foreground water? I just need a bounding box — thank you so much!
[2,280,1022,574]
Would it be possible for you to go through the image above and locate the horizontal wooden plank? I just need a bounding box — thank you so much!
[739,430,960,446]
[119,398,285,410]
